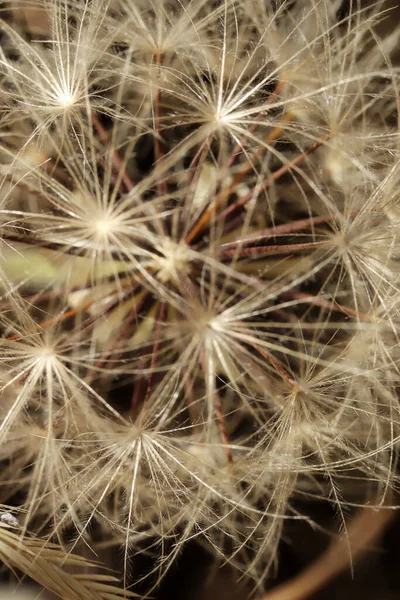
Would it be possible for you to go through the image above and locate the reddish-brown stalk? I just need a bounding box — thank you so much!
[226,78,287,169]
[253,343,297,388]
[153,50,168,197]
[216,212,357,252]
[139,300,167,422]
[200,349,234,465]
[261,505,396,600]
[91,111,135,193]
[218,240,329,260]
[218,134,332,224]
[184,113,296,245]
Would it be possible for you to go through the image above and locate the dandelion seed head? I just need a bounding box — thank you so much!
[151,238,191,283]
[207,315,226,334]
[1,0,400,593]
[330,229,351,254]
[31,344,57,369]
[52,88,77,111]
[90,213,120,241]
[210,107,233,130]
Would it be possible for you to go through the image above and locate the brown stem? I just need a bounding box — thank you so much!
[153,51,168,198]
[216,213,345,252]
[219,241,329,260]
[7,297,96,341]
[185,131,329,244]
[139,300,167,423]
[91,111,135,192]
[12,7,50,36]
[1,231,96,257]
[260,504,395,600]
[2,175,52,204]
[214,392,233,465]
[282,290,370,321]
[253,343,296,388]
[227,78,287,169]
[226,112,293,190]
[181,133,215,239]
[85,288,149,384]
[184,112,293,245]
[130,356,148,422]
[219,134,331,224]
[199,349,233,465]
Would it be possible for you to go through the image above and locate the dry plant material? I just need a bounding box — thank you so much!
[262,504,396,600]
[11,7,50,37]
[0,0,400,596]
[0,519,136,600]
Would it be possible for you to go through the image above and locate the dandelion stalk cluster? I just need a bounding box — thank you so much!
[0,0,400,595]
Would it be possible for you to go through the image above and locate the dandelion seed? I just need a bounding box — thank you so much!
[0,0,399,596]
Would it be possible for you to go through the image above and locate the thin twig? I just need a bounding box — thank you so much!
[91,111,135,192]
[219,134,331,223]
[261,504,396,600]
[185,132,329,244]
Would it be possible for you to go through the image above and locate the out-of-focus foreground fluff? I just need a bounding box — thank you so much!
[0,0,400,597]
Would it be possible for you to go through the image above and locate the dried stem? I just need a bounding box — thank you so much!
[261,505,396,600]
[91,111,135,192]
